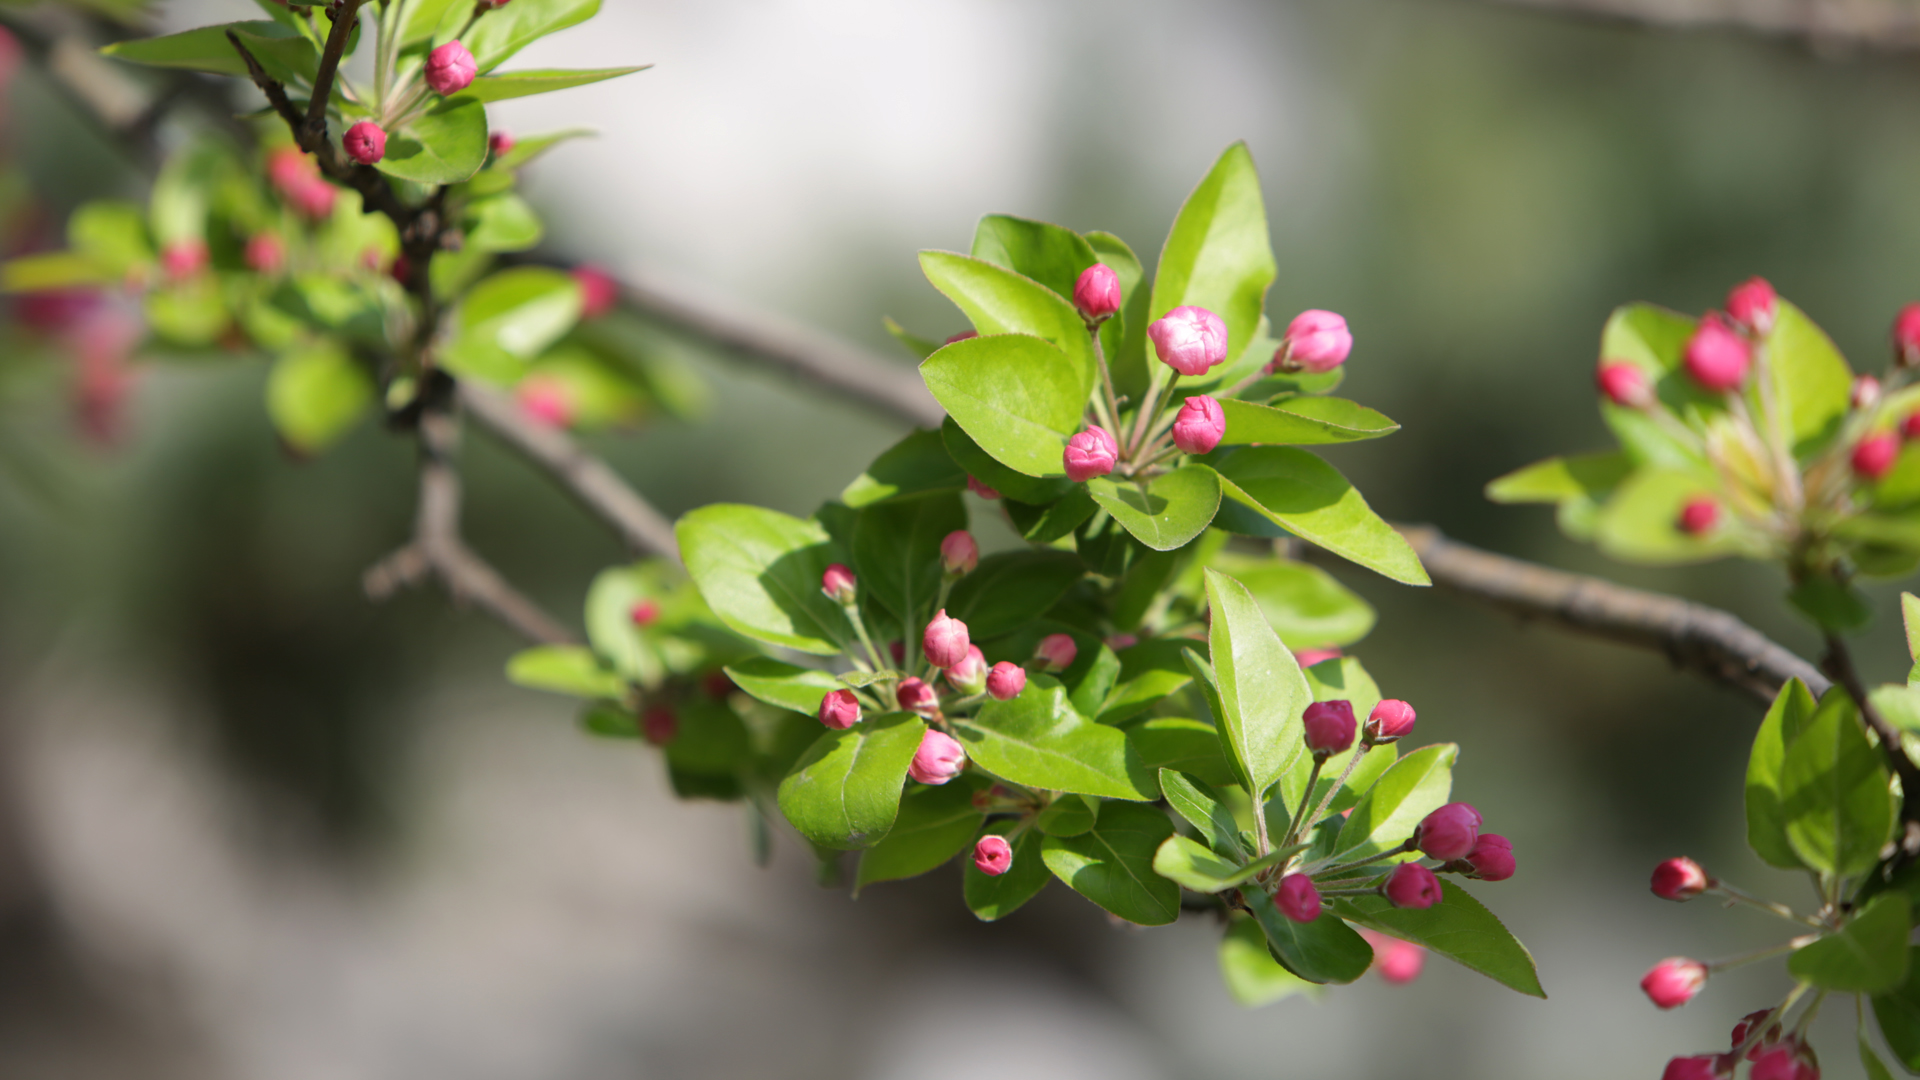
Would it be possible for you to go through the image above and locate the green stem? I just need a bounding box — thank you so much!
[1707,934,1819,974]
[1281,759,1324,849]
[1087,320,1120,434]
[1298,746,1372,847]
[842,601,887,673]
[1308,838,1414,879]
[1711,881,1826,929]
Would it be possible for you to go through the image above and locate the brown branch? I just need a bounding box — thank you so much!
[304,0,362,141]
[1822,634,1920,842]
[364,402,575,645]
[458,381,682,562]
[1481,0,1920,53]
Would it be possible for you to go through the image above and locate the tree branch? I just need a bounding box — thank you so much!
[1822,634,1920,840]
[1481,0,1920,53]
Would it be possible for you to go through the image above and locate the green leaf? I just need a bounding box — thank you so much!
[1595,468,1758,566]
[1209,553,1375,649]
[920,250,1096,379]
[851,492,965,629]
[1485,452,1633,506]
[939,416,1071,505]
[463,0,600,71]
[1874,949,1920,1072]
[776,712,925,850]
[495,127,597,170]
[1213,448,1429,586]
[1036,794,1099,837]
[103,22,314,82]
[1158,769,1246,860]
[1747,677,1819,870]
[1332,743,1458,863]
[1863,1036,1897,1080]
[1767,300,1853,458]
[854,778,987,891]
[945,550,1083,640]
[1242,885,1372,984]
[464,193,544,253]
[723,657,841,717]
[1220,914,1321,1006]
[506,645,623,699]
[1086,466,1222,552]
[1782,690,1896,878]
[464,65,647,102]
[1153,835,1301,893]
[964,821,1050,921]
[579,701,638,739]
[399,0,463,44]
[953,680,1159,801]
[68,200,153,279]
[1218,397,1399,447]
[664,700,750,794]
[1130,720,1236,791]
[442,266,584,382]
[265,342,373,453]
[1086,230,1151,402]
[677,504,848,656]
[1149,142,1275,381]
[1098,640,1200,726]
[582,564,665,687]
[1789,892,1912,992]
[922,334,1092,479]
[376,95,489,185]
[1041,802,1179,926]
[883,316,940,360]
[1787,576,1872,633]
[1204,568,1311,799]
[1335,884,1546,998]
[842,428,966,508]
[1004,488,1100,544]
[1904,593,1920,668]
[0,252,113,291]
[970,214,1098,303]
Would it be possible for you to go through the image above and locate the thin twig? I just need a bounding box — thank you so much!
[1481,0,1920,52]
[304,0,363,141]
[1823,634,1920,831]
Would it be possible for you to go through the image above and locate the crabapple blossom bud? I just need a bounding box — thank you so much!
[425,40,478,95]
[974,834,1013,876]
[944,330,978,345]
[1275,873,1321,923]
[244,234,285,275]
[489,130,514,156]
[1063,425,1118,482]
[1663,1055,1733,1080]
[516,376,572,428]
[896,677,940,718]
[574,265,618,319]
[1684,315,1751,392]
[1294,647,1342,668]
[1370,934,1426,984]
[1596,361,1653,409]
[1749,1045,1817,1080]
[821,564,857,604]
[1171,395,1226,455]
[1641,958,1708,1010]
[986,662,1026,701]
[1383,863,1442,909]
[909,728,966,784]
[967,475,1001,500]
[945,646,987,695]
[703,671,733,699]
[923,609,971,669]
[343,121,387,164]
[818,689,861,730]
[1732,1009,1779,1056]
[1035,633,1077,672]
[1677,497,1720,536]
[1895,303,1920,367]
[1278,309,1352,374]
[1465,834,1515,881]
[1854,374,1882,411]
[1902,413,1920,441]
[1302,700,1357,758]
[1651,857,1711,901]
[1106,634,1138,651]
[1415,802,1482,861]
[161,240,207,281]
[642,706,677,746]
[1725,276,1778,334]
[1853,432,1900,480]
[1366,699,1416,743]
[941,530,979,575]
[1073,263,1122,322]
[629,599,660,627]
[889,640,906,666]
[1149,305,1230,376]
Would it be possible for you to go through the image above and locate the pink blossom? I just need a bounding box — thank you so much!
[1148,305,1229,376]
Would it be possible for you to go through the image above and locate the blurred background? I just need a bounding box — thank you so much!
[1,0,1917,1076]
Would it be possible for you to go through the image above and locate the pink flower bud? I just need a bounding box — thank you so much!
[889,640,905,666]
[1035,633,1077,672]
[909,728,966,784]
[945,645,987,695]
[1383,863,1442,909]
[1903,412,1920,441]
[1148,305,1230,376]
[1414,802,1482,861]
[986,662,1026,701]
[1274,873,1320,923]
[940,530,979,575]
[1293,647,1341,668]
[425,40,478,96]
[1106,634,1138,651]
[343,121,387,165]
[922,609,971,669]
[642,706,677,746]
[974,834,1013,875]
[1725,276,1778,334]
[821,563,857,604]
[293,180,337,219]
[1366,699,1416,743]
[1854,432,1900,480]
[1302,700,1357,757]
[1749,1046,1817,1080]
[1854,374,1882,411]
[966,475,1000,500]
[1465,834,1514,881]
[1171,395,1226,455]
[161,240,207,281]
[515,376,572,429]
[489,130,514,156]
[1650,857,1710,901]
[1073,263,1122,322]
[628,599,660,627]
[1663,1055,1734,1080]
[1367,932,1426,984]
[573,265,618,320]
[244,234,285,275]
[1278,309,1352,374]
[818,688,861,730]
[1683,314,1751,392]
[1640,958,1708,1010]
[704,672,733,699]
[1596,361,1653,408]
[1895,303,1920,367]
[1677,497,1720,536]
[1063,425,1118,482]
[896,677,940,719]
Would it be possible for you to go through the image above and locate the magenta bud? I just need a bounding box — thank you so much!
[1383,863,1442,910]
[1854,432,1900,480]
[986,662,1026,701]
[973,834,1013,876]
[941,530,979,575]
[1663,1054,1734,1080]
[1596,361,1653,409]
[1414,802,1481,861]
[945,645,987,696]
[1677,497,1720,536]
[1650,857,1710,901]
[1732,1009,1780,1058]
[425,40,478,95]
[1641,958,1708,1010]
[1063,424,1118,482]
[1464,834,1514,881]
[1035,633,1077,672]
[923,609,971,669]
[1073,263,1123,322]
[1171,395,1226,455]
[821,563,857,604]
[161,240,208,281]
[1293,647,1341,668]
[1302,700,1357,757]
[1905,413,1920,442]
[1854,374,1882,411]
[628,599,660,627]
[966,475,1001,500]
[515,376,572,429]
[1897,303,1920,367]
[1364,931,1426,985]
[573,265,618,320]
[896,677,940,719]
[1749,1046,1817,1080]
[1274,873,1321,923]
[244,233,285,275]
[908,728,966,784]
[703,672,733,699]
[1684,314,1751,392]
[1366,699,1416,743]
[1148,305,1230,376]
[1277,309,1352,374]
[642,706,677,746]
[489,130,514,157]
[819,689,861,730]
[1725,276,1778,334]
[343,120,387,164]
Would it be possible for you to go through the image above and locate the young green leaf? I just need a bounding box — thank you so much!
[505,645,624,699]
[964,821,1050,921]
[442,266,584,382]
[463,0,601,72]
[970,214,1098,303]
[1099,641,1201,726]
[1788,892,1912,993]
[1149,142,1275,378]
[1863,1037,1897,1080]
[1004,488,1100,544]
[1595,468,1760,566]
[952,681,1159,801]
[841,428,967,508]
[1242,886,1372,984]
[1484,452,1633,506]
[265,342,371,453]
[850,491,966,633]
[1085,230,1150,400]
[376,95,490,185]
[464,65,648,102]
[1035,794,1099,837]
[1211,553,1376,650]
[1041,802,1180,926]
[1159,769,1246,860]
[1212,448,1430,586]
[583,565,667,688]
[939,416,1072,505]
[1747,677,1818,869]
[1130,720,1236,789]
[1086,466,1223,552]
[776,712,925,850]
[676,504,849,655]
[1766,300,1853,457]
[854,778,987,891]
[494,127,597,170]
[1335,884,1546,998]
[921,335,1092,479]
[1782,690,1896,878]
[1218,397,1399,447]
[920,250,1096,377]
[723,657,842,716]
[103,21,316,83]
[1204,568,1310,800]
[1331,743,1458,863]
[1152,836,1302,892]
[1874,948,1920,1072]
[943,550,1083,639]
[1220,914,1322,1006]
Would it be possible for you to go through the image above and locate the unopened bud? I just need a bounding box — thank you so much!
[1596,361,1653,408]
[1365,931,1426,985]
[161,240,208,281]
[1464,834,1514,881]
[922,609,971,669]
[1853,432,1900,481]
[1415,802,1481,861]
[1294,647,1341,668]
[629,599,660,626]
[908,727,966,784]
[515,376,572,429]
[1732,1009,1779,1057]
[944,330,978,345]
[1749,1046,1817,1080]
[1073,263,1122,323]
[1854,374,1882,411]
[1273,309,1352,374]
[966,475,1000,500]
[940,530,978,575]
[642,706,677,746]
[489,130,515,157]
[1725,276,1778,335]
[1383,863,1442,909]
[1684,315,1751,393]
[1902,412,1920,441]
[1895,303,1920,368]
[1302,700,1357,758]
[343,120,387,165]
[1663,1054,1734,1080]
[1171,395,1226,455]
[821,563,857,604]
[703,671,733,699]
[1677,497,1720,536]
[1274,873,1320,923]
[896,677,940,719]
[244,234,285,275]
[1365,699,1416,743]
[818,688,861,730]
[1650,857,1710,901]
[945,645,987,695]
[425,40,478,95]
[1064,425,1118,482]
[573,265,618,320]
[1149,305,1230,376]
[973,834,1013,876]
[986,662,1026,701]
[1035,633,1077,672]
[1640,958,1708,1010]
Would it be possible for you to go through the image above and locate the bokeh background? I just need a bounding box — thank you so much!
[2,0,1918,1076]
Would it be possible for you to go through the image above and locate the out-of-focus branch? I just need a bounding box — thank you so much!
[1483,0,1920,52]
